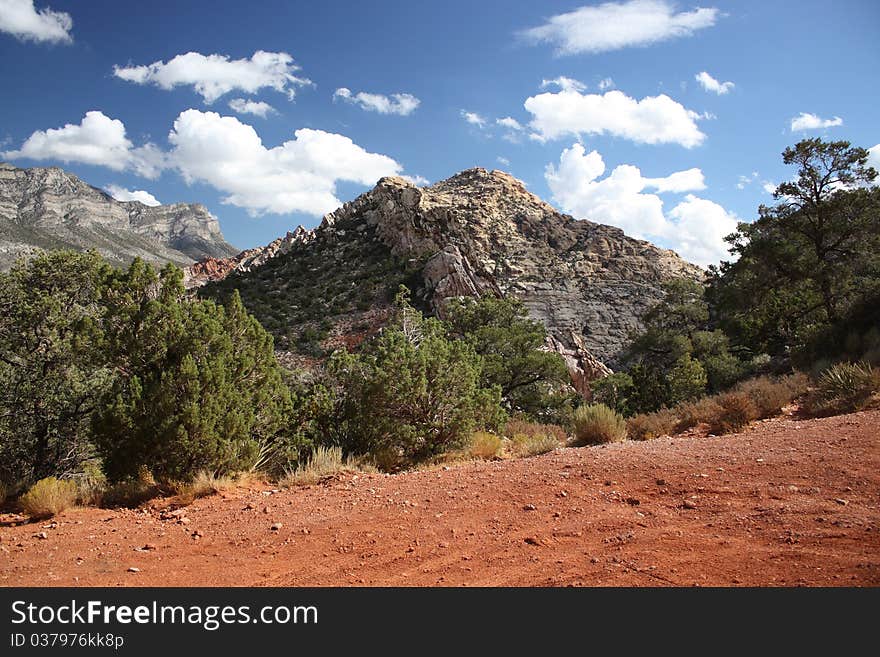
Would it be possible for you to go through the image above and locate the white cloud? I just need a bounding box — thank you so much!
[790,112,843,132]
[736,171,758,189]
[496,156,511,167]
[695,71,734,95]
[167,109,402,216]
[598,77,615,91]
[228,98,276,118]
[667,195,738,265]
[540,76,586,92]
[496,117,525,131]
[333,88,420,116]
[762,181,777,194]
[545,143,733,266]
[865,144,880,175]
[524,88,706,147]
[402,174,430,186]
[0,0,72,44]
[113,51,311,103]
[461,110,488,128]
[2,110,165,178]
[521,0,719,55]
[105,185,161,206]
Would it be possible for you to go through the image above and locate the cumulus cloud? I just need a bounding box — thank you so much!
[2,110,165,178]
[695,71,734,95]
[461,110,488,128]
[540,76,586,92]
[790,112,843,132]
[867,144,880,175]
[113,51,312,103]
[521,0,718,55]
[0,0,72,44]
[402,174,430,186]
[762,181,777,194]
[105,185,161,206]
[525,87,706,147]
[496,117,525,131]
[167,109,402,216]
[228,98,276,118]
[545,143,734,266]
[666,195,738,265]
[333,88,420,116]
[598,77,615,91]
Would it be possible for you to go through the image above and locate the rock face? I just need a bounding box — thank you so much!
[184,226,312,288]
[0,162,238,269]
[200,168,702,387]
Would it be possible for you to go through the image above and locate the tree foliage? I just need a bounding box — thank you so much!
[614,278,748,413]
[0,251,295,487]
[94,270,294,482]
[443,295,572,420]
[322,289,504,467]
[710,138,880,365]
[0,251,113,486]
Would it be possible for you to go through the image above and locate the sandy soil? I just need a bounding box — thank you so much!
[1,410,878,587]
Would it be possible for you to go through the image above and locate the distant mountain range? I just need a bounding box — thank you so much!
[0,162,237,270]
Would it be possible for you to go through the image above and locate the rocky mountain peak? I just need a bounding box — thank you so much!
[198,167,703,392]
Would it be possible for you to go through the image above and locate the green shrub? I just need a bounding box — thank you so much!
[707,392,759,435]
[467,432,503,459]
[572,404,627,445]
[20,477,78,518]
[812,361,880,413]
[626,409,677,441]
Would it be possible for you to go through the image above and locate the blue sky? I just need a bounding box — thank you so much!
[1,0,878,265]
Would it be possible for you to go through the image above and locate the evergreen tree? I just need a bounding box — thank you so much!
[0,251,112,486]
[94,266,295,482]
[443,295,572,419]
[327,289,504,467]
[710,139,880,364]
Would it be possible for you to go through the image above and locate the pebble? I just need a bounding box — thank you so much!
[683,500,698,510]
[523,504,537,511]
[834,498,848,506]
[128,567,140,573]
[270,523,283,531]
[35,532,48,540]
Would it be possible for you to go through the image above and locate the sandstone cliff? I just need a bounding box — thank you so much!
[0,162,238,269]
[200,168,702,389]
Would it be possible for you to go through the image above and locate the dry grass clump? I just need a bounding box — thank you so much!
[172,470,238,504]
[707,392,759,435]
[626,408,677,441]
[735,375,804,419]
[674,398,723,432]
[572,403,627,445]
[467,432,503,460]
[505,419,566,457]
[510,433,560,457]
[20,477,78,519]
[101,468,161,508]
[280,445,377,486]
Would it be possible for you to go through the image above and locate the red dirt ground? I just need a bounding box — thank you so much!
[2,410,878,587]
